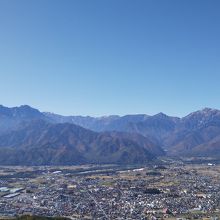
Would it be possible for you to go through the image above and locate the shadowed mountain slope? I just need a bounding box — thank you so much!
[1,105,220,160]
[0,120,163,165]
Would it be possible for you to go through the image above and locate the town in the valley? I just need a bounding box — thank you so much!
[0,158,220,220]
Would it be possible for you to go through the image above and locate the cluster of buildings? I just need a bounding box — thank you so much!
[0,164,219,219]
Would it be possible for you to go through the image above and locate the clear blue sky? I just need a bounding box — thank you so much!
[0,0,219,117]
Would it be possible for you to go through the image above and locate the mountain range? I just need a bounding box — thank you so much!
[0,105,220,165]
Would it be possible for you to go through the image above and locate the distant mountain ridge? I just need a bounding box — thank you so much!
[1,104,220,164]
[0,105,46,134]
[43,107,220,158]
[0,120,163,165]
[44,112,151,133]
[0,105,163,165]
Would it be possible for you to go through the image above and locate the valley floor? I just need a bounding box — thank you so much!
[0,159,220,220]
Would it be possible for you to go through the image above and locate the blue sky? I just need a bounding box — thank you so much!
[0,0,220,116]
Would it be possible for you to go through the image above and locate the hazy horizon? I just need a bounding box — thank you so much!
[1,103,219,118]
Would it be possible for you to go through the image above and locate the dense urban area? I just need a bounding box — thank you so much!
[0,158,220,220]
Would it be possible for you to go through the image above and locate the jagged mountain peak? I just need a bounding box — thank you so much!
[0,104,41,114]
[18,104,36,110]
[185,107,220,118]
[182,108,220,126]
[153,112,169,118]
